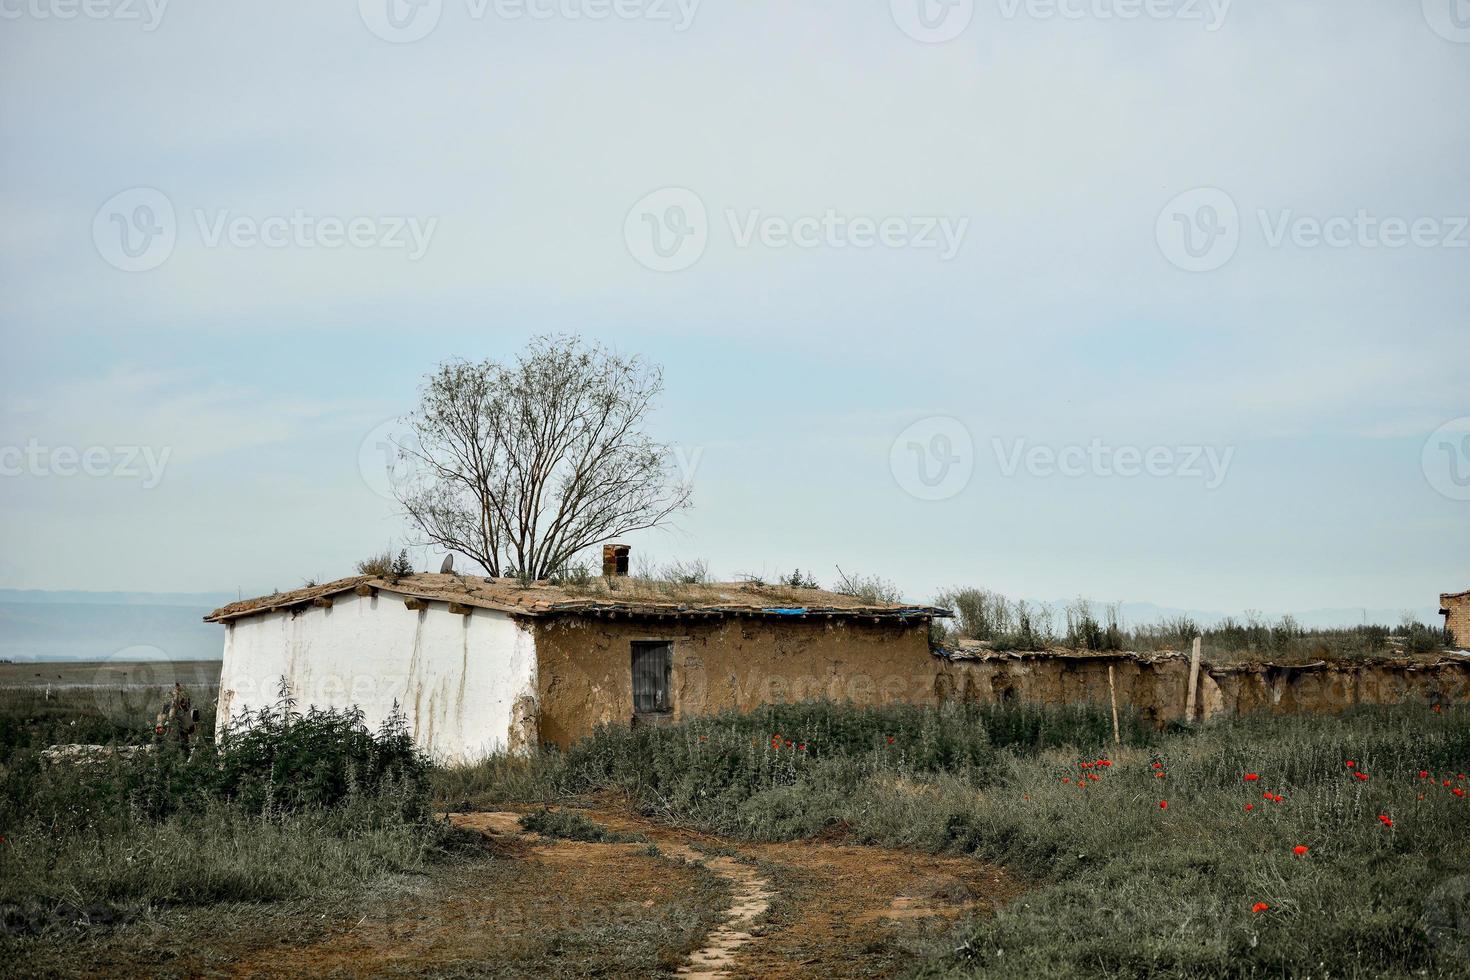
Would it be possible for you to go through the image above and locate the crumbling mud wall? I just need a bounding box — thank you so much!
[528,613,1469,747]
[530,616,936,748]
[933,650,1470,726]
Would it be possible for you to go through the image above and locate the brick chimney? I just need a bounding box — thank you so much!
[602,543,630,577]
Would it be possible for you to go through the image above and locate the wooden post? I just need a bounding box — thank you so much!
[1107,664,1121,746]
[1185,636,1202,725]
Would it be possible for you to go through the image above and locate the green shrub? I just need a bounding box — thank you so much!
[781,569,819,589]
[1065,598,1124,651]
[1399,621,1449,655]
[0,685,440,921]
[211,688,429,820]
[519,807,644,842]
[441,699,1149,834]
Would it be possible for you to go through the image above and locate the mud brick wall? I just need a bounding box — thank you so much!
[933,652,1470,726]
[531,616,937,748]
[1443,594,1470,648]
[529,615,1470,747]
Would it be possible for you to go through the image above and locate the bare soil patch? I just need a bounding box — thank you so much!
[534,803,1023,978]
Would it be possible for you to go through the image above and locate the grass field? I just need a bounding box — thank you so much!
[441,700,1470,978]
[0,666,732,978]
[0,658,221,753]
[2,663,1468,977]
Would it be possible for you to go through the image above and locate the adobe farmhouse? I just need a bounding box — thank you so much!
[207,548,948,758]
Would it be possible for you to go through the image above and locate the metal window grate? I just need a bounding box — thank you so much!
[631,641,672,714]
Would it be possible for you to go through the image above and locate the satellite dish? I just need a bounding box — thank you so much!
[439,554,454,574]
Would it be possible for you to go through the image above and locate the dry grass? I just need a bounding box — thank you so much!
[439,700,1470,978]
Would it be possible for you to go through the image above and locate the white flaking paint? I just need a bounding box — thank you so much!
[215,590,537,761]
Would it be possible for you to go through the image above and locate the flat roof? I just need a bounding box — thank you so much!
[206,573,950,625]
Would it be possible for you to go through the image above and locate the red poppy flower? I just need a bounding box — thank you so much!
[1159,800,1168,809]
[1081,762,1094,769]
[885,736,895,745]
[1251,902,1270,914]
[1244,803,1254,811]
[797,743,806,751]
[1099,760,1113,767]
[1062,777,1071,783]
[1151,761,1163,769]
[1263,792,1273,800]
[1418,793,1426,801]
[1419,771,1430,779]
[1454,788,1466,798]
[1378,814,1393,827]
[1087,773,1100,782]
[1460,774,1467,780]
[1445,780,1453,787]
[1345,760,1355,768]
[1293,845,1309,856]
[1244,773,1260,782]
[1155,772,1166,779]
[1354,772,1369,782]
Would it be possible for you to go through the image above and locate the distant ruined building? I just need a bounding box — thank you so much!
[1442,589,1470,648]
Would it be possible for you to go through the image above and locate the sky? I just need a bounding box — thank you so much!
[0,0,1467,617]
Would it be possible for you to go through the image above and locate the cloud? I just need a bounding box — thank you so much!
[0,367,374,465]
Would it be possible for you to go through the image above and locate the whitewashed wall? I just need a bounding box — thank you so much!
[215,591,537,761]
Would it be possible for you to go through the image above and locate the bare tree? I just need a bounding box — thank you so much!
[395,336,691,579]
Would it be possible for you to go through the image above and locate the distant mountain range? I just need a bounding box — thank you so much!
[0,588,1446,662]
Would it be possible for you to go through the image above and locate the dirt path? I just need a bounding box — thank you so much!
[229,805,1020,978]
[493,805,1022,979]
[653,843,773,978]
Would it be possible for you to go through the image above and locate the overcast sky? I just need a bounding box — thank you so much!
[1,0,1466,614]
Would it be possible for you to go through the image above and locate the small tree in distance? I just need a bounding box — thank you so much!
[395,336,692,579]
